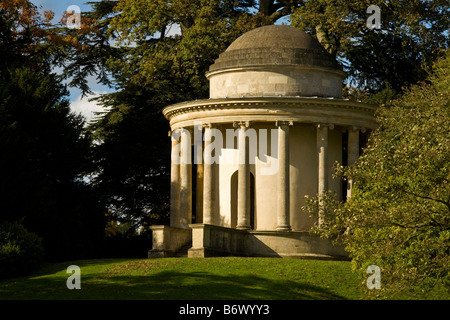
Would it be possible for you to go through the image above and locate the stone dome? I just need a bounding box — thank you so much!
[206,25,345,99]
[209,25,341,71]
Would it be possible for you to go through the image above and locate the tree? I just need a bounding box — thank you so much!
[305,51,450,294]
[0,1,105,260]
[290,0,450,93]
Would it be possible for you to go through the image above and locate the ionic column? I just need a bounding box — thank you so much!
[203,124,214,225]
[170,130,181,228]
[276,120,293,231]
[179,128,192,228]
[316,123,333,226]
[234,121,251,230]
[347,126,360,199]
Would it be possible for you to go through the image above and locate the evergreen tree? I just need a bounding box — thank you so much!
[0,1,105,260]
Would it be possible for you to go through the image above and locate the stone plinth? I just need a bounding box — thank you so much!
[187,224,348,260]
[148,225,192,258]
[188,224,247,257]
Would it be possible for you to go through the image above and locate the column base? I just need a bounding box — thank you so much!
[276,226,291,232]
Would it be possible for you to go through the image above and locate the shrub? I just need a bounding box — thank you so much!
[0,221,45,279]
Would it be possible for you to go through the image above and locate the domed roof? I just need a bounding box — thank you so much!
[208,25,341,72]
[225,25,325,52]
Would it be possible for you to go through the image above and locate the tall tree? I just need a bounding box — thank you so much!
[0,0,105,260]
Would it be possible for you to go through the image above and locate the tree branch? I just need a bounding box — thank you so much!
[403,189,450,212]
[259,0,304,23]
[269,6,293,22]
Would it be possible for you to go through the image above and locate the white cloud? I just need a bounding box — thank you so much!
[70,91,109,124]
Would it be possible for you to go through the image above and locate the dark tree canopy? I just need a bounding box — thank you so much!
[0,1,105,260]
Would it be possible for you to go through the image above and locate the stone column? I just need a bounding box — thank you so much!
[196,163,204,223]
[316,123,333,226]
[276,120,293,231]
[347,126,360,199]
[203,124,214,225]
[170,130,181,228]
[234,121,251,230]
[179,128,192,228]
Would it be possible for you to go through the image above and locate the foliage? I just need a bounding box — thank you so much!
[0,221,45,279]
[0,1,106,261]
[66,1,300,97]
[102,219,153,258]
[305,51,450,294]
[291,0,450,93]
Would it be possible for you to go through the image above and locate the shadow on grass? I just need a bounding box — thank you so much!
[1,270,349,300]
[27,259,138,276]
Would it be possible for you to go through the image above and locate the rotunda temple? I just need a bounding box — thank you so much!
[149,25,377,259]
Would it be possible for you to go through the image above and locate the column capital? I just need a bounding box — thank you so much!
[348,125,366,133]
[233,121,252,129]
[275,120,294,127]
[316,123,334,130]
[172,126,194,136]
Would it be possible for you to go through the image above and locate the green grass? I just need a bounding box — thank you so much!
[0,257,447,300]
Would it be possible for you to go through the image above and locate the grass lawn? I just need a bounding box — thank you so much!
[0,257,447,300]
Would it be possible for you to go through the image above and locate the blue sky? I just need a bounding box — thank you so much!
[31,0,94,18]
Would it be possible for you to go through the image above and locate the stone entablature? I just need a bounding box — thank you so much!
[209,48,340,71]
[163,97,378,130]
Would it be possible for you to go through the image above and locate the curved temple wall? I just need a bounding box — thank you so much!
[208,67,345,99]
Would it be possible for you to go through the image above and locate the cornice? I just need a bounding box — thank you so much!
[162,97,378,130]
[205,64,346,79]
[164,97,375,117]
